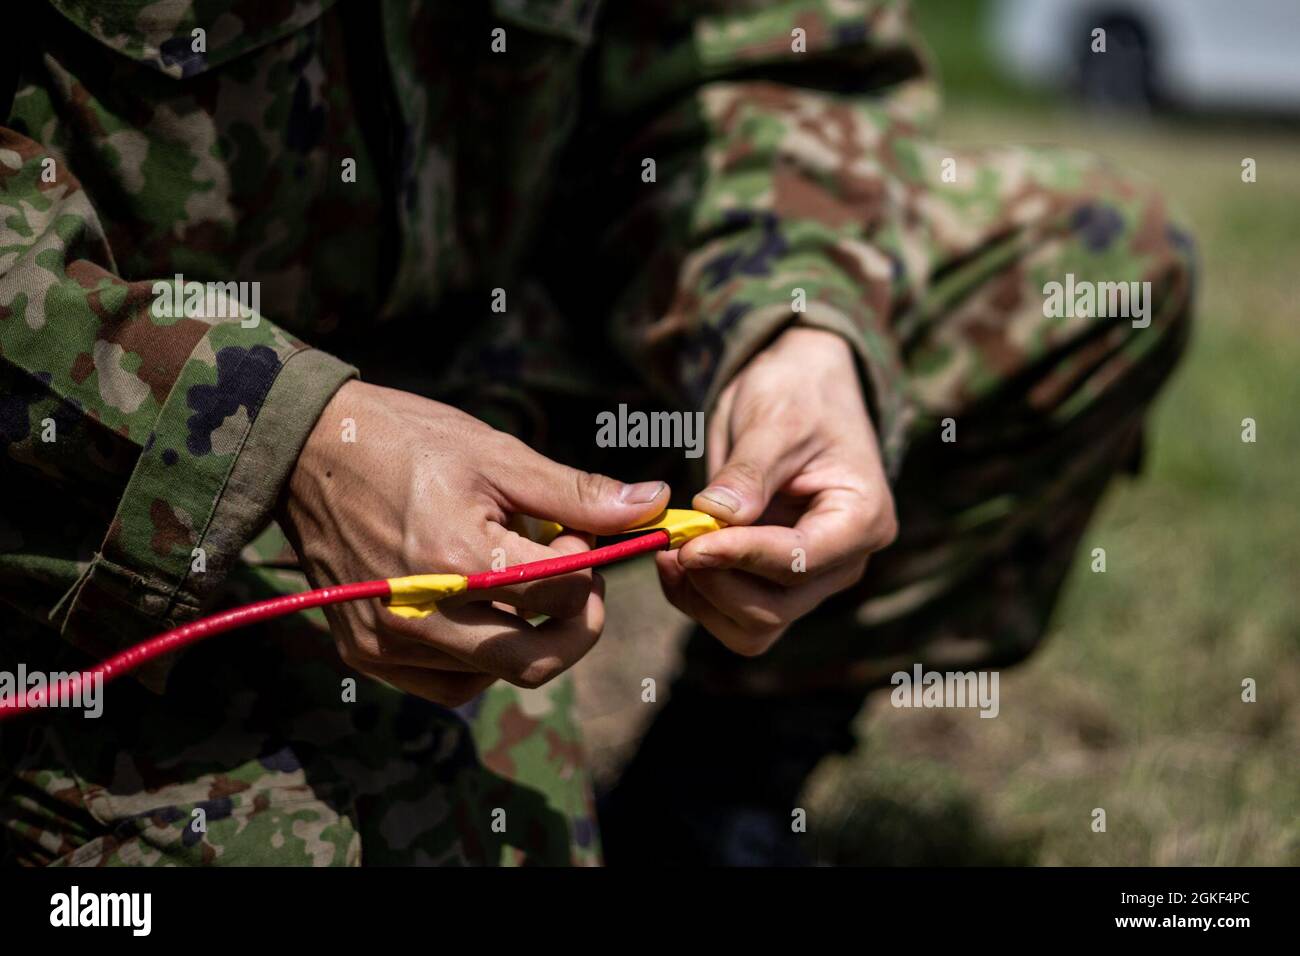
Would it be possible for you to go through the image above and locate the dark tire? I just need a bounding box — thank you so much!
[1077,15,1156,111]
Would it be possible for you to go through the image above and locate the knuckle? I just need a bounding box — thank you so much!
[425,530,476,574]
[864,497,899,550]
[337,642,369,668]
[843,558,869,589]
[514,657,562,690]
[874,511,900,550]
[573,469,614,508]
[491,429,527,459]
[757,394,806,435]
[548,575,593,619]
[723,458,766,496]
[822,561,867,600]
[548,594,588,621]
[727,628,781,658]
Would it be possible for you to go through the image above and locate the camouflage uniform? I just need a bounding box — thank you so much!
[0,0,1192,865]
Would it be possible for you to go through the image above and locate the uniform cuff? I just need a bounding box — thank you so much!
[52,343,355,691]
[699,279,913,480]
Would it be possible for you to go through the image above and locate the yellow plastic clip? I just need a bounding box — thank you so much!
[383,511,723,618]
[620,508,727,549]
[508,509,724,549]
[384,573,468,619]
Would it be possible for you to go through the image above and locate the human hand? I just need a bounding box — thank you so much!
[283,381,670,705]
[656,327,897,655]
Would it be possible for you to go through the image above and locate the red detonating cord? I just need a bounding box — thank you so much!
[0,529,670,721]
[467,529,668,589]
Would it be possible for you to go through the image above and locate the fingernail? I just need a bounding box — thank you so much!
[698,486,741,514]
[683,549,722,569]
[620,480,666,505]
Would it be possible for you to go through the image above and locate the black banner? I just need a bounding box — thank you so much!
[3,866,1284,942]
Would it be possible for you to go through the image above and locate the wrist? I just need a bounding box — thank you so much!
[771,324,854,368]
[280,379,359,523]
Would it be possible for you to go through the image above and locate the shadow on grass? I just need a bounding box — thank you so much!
[808,761,1041,866]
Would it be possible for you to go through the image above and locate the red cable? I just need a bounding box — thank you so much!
[0,530,670,721]
[466,529,668,590]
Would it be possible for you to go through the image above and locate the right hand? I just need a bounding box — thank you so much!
[281,381,671,706]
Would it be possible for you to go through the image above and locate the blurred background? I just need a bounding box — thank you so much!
[576,0,1300,865]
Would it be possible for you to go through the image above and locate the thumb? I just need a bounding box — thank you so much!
[497,443,670,536]
[694,427,802,526]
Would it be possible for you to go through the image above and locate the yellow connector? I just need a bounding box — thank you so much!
[619,508,727,549]
[506,513,565,547]
[385,573,468,618]
[509,508,725,549]
[384,510,724,619]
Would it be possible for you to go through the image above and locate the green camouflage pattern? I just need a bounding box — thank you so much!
[1,0,1192,865]
[680,143,1195,696]
[4,559,598,865]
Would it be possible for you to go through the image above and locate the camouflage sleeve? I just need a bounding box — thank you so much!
[596,0,938,473]
[0,128,355,685]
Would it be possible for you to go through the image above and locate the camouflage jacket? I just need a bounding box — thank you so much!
[0,0,934,674]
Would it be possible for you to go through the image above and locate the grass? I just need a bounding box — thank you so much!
[909,0,1057,112]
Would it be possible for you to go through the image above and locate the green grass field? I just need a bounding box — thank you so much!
[798,6,1300,866]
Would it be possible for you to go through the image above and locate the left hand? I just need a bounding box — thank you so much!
[656,326,898,656]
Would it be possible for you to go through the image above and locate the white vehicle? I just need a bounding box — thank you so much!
[990,0,1300,111]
